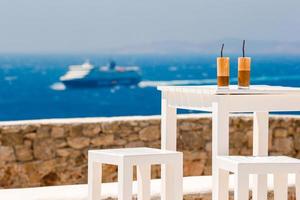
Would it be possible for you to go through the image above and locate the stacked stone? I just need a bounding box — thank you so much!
[0,115,300,188]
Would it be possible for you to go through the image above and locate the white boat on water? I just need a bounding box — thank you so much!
[60,61,141,87]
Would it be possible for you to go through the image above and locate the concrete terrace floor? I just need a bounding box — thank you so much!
[0,175,298,200]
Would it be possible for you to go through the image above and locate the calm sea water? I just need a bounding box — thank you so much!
[0,54,300,121]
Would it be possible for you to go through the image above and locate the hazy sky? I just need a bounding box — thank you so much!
[0,0,299,53]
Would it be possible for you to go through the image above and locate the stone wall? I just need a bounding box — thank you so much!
[0,114,300,188]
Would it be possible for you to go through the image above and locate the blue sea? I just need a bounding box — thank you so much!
[0,54,300,121]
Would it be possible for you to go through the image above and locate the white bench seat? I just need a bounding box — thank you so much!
[88,147,182,200]
[216,155,300,200]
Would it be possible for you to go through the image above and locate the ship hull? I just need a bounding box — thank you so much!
[62,77,141,88]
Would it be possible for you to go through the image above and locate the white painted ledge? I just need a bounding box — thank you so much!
[0,175,297,200]
[0,113,299,126]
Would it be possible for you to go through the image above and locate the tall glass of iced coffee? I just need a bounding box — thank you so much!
[217,57,230,88]
[217,44,229,88]
[238,40,251,89]
[238,57,251,89]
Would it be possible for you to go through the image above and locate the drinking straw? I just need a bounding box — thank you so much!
[221,43,224,57]
[242,40,245,57]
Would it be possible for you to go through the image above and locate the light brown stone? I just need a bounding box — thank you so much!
[1,126,21,134]
[179,122,202,131]
[148,141,161,148]
[133,126,141,132]
[0,146,15,161]
[33,139,55,160]
[51,127,65,138]
[288,126,295,135]
[67,137,90,149]
[229,148,240,155]
[148,119,160,125]
[114,139,127,146]
[184,151,207,161]
[139,121,150,127]
[36,126,51,138]
[246,130,253,148]
[184,161,204,176]
[181,131,204,150]
[125,141,145,148]
[82,124,101,137]
[101,122,119,134]
[91,135,114,146]
[24,140,32,147]
[139,126,160,141]
[274,128,288,138]
[205,142,211,152]
[1,132,23,146]
[54,139,68,148]
[128,134,139,141]
[21,125,37,133]
[118,125,133,137]
[231,131,247,148]
[240,148,252,155]
[70,125,83,137]
[15,145,33,161]
[69,149,81,158]
[274,137,294,154]
[294,134,300,151]
[19,159,57,185]
[128,121,138,126]
[56,148,73,157]
[24,132,37,140]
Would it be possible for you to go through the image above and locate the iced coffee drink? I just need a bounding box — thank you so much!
[217,57,230,88]
[238,57,251,89]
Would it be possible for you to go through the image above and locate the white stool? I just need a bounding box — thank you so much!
[216,155,300,200]
[88,147,183,200]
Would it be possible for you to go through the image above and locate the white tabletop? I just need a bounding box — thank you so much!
[158,85,300,95]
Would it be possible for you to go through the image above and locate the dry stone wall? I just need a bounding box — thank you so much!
[0,114,300,188]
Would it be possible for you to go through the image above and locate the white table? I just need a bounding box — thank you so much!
[158,85,300,200]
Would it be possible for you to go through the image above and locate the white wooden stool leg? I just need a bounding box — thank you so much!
[212,102,229,200]
[215,168,229,200]
[118,160,132,200]
[252,174,267,200]
[253,111,269,200]
[161,163,175,200]
[296,173,300,200]
[173,154,183,200]
[234,171,249,200]
[88,159,102,200]
[137,164,151,200]
[274,173,288,200]
[161,155,182,200]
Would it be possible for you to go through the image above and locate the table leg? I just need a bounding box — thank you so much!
[161,92,177,200]
[212,102,229,200]
[253,112,269,200]
[161,92,177,150]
